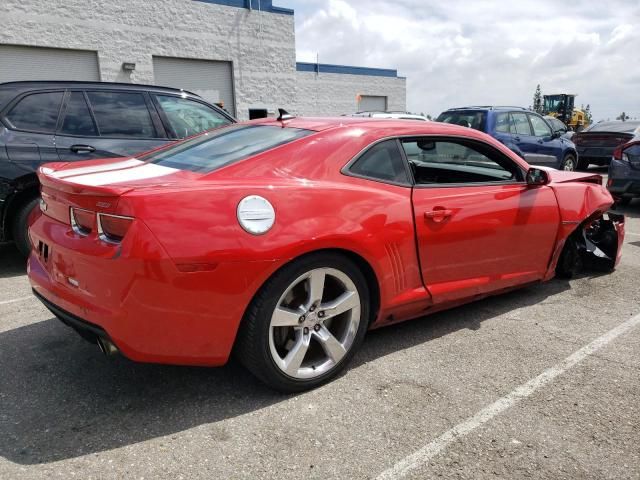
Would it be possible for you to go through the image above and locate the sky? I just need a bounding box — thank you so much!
[277,0,639,121]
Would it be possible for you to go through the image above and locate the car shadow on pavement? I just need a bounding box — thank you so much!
[0,243,27,279]
[0,278,572,466]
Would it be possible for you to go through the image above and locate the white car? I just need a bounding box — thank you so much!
[348,111,430,121]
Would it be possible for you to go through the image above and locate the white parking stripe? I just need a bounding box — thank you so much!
[0,296,33,306]
[626,231,640,237]
[376,312,640,480]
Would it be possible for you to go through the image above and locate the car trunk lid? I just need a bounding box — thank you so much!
[37,158,197,224]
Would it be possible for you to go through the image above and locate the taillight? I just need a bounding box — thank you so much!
[97,213,134,243]
[70,208,94,235]
[612,146,624,161]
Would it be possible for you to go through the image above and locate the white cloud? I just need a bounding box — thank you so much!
[280,0,640,121]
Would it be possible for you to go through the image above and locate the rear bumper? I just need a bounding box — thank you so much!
[28,213,281,366]
[33,288,111,345]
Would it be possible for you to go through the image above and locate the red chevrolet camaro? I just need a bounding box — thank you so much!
[28,116,624,392]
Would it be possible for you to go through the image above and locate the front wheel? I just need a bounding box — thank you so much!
[561,154,577,171]
[235,253,370,392]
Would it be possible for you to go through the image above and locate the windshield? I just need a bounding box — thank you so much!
[436,110,486,131]
[140,125,313,173]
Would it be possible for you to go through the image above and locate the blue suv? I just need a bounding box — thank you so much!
[437,106,579,171]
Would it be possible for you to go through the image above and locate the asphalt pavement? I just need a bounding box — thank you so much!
[1,191,638,479]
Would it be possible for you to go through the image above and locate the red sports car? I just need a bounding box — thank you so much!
[28,116,624,392]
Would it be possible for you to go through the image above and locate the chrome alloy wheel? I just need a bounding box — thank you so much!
[268,267,361,379]
[563,156,576,171]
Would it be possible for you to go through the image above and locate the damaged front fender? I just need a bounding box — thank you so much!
[553,211,625,279]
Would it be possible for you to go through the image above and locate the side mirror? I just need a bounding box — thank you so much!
[550,131,561,139]
[526,167,550,186]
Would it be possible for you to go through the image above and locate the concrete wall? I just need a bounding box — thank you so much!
[0,0,297,120]
[295,71,407,116]
[1,0,406,119]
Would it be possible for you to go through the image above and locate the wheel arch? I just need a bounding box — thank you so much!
[2,173,39,241]
[239,247,382,337]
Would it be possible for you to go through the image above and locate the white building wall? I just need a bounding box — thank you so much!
[0,0,297,120]
[295,71,406,117]
[1,0,406,119]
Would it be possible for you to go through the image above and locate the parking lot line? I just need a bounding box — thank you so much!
[626,231,640,237]
[0,296,33,306]
[376,312,640,480]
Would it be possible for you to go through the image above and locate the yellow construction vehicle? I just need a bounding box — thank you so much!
[542,94,590,131]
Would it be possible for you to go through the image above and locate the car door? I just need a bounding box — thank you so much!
[528,113,561,167]
[509,112,541,164]
[55,90,170,162]
[1,90,62,171]
[403,136,560,304]
[151,94,233,139]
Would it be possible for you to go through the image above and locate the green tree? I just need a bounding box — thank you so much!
[532,84,543,114]
[582,103,593,124]
[617,112,629,121]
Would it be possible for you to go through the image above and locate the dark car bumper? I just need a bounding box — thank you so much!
[576,147,612,166]
[607,158,640,197]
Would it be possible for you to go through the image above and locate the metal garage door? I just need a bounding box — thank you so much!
[359,95,387,112]
[0,45,100,83]
[153,56,235,116]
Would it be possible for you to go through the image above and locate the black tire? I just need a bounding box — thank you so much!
[11,197,39,257]
[556,234,582,279]
[561,153,577,171]
[234,252,370,393]
[576,156,589,171]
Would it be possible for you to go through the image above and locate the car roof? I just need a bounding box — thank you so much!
[249,116,471,134]
[586,120,640,133]
[0,80,200,98]
[443,106,530,112]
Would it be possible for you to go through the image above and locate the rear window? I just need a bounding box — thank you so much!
[140,125,313,173]
[436,110,486,131]
[586,121,640,133]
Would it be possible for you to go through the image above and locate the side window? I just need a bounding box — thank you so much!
[401,138,522,185]
[156,95,231,138]
[529,114,552,137]
[59,92,97,136]
[349,140,409,184]
[495,113,512,133]
[86,91,156,138]
[511,113,533,136]
[5,91,63,133]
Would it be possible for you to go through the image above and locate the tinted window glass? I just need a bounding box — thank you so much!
[511,113,532,136]
[436,110,486,131]
[349,140,409,184]
[401,138,521,184]
[587,121,640,133]
[6,91,63,133]
[156,95,231,138]
[529,114,552,137]
[141,125,312,173]
[495,113,512,133]
[87,91,156,138]
[60,92,97,136]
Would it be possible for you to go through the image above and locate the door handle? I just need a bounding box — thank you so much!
[537,139,544,144]
[424,208,453,222]
[70,144,96,154]
[513,136,521,141]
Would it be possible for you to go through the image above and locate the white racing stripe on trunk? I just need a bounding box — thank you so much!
[63,163,179,186]
[50,159,144,178]
[375,312,640,480]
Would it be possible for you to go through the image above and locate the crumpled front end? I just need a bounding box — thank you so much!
[580,212,625,270]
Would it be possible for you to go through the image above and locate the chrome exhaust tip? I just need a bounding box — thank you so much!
[97,337,119,356]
